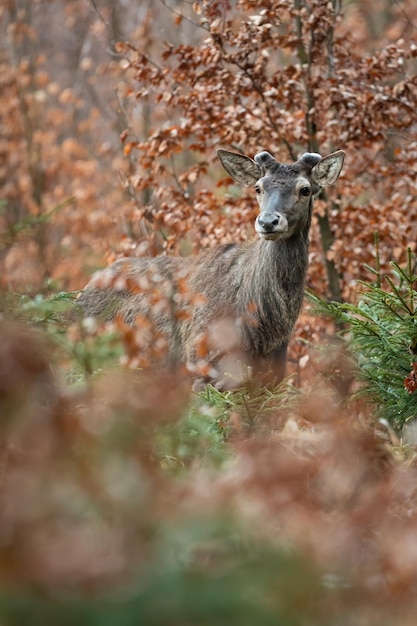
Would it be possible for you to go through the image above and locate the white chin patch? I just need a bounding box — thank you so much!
[259,232,281,241]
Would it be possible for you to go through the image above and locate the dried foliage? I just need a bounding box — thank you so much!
[0,321,417,624]
[0,0,134,292]
[117,0,417,308]
[2,1,417,622]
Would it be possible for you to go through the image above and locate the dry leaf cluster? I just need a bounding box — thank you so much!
[0,320,416,624]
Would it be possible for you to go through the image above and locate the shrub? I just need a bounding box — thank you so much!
[309,248,417,430]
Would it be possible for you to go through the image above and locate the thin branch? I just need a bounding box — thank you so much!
[159,0,210,32]
[86,0,109,28]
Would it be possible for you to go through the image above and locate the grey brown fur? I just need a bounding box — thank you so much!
[78,148,345,388]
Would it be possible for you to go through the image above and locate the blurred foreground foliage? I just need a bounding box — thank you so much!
[1,267,417,626]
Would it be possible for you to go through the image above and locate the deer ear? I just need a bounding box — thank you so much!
[217,149,262,186]
[312,150,345,187]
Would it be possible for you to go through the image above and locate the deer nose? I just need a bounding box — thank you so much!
[255,212,288,239]
[257,213,280,232]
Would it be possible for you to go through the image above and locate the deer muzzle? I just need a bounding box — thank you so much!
[255,212,288,240]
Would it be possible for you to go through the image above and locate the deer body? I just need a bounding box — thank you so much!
[78,148,345,387]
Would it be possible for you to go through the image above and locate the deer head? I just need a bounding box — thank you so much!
[217,149,345,240]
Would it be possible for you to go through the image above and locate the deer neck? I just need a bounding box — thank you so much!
[259,231,309,283]
[248,232,309,324]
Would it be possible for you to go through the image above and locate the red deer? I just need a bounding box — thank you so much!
[78,148,345,388]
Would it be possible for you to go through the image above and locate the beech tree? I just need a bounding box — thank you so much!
[0,0,135,292]
[2,0,416,300]
[117,0,417,306]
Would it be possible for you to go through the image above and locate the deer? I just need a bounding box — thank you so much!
[77,148,345,389]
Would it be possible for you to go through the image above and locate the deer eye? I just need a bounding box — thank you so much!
[300,186,311,197]
[254,185,262,194]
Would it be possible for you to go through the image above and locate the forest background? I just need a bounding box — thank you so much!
[1,0,417,624]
